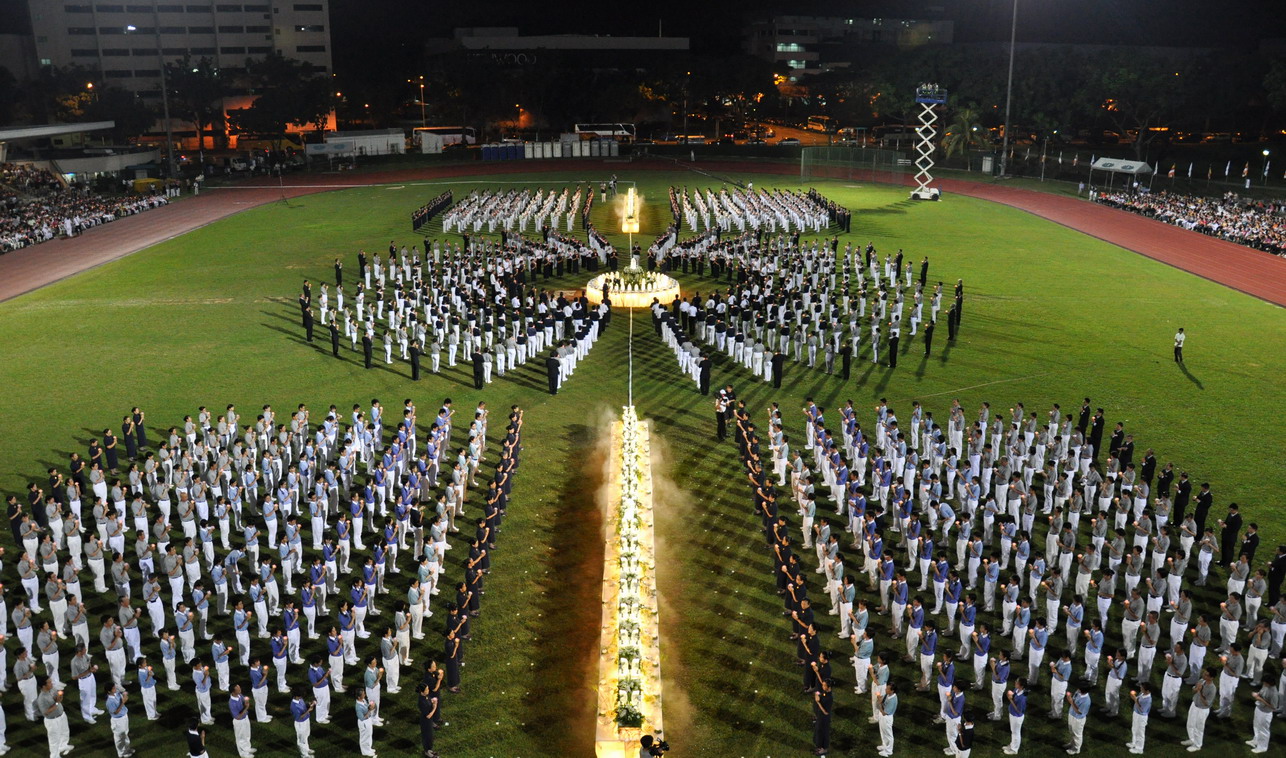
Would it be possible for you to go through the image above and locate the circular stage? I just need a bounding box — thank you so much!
[586,262,680,309]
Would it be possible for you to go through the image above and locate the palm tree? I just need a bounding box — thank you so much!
[941,107,985,159]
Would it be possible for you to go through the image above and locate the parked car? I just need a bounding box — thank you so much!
[778,137,801,146]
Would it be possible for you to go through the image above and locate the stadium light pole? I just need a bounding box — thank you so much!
[998,0,1018,178]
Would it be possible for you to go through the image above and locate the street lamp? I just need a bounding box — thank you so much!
[998,0,1018,177]
[126,21,177,178]
[1263,148,1271,187]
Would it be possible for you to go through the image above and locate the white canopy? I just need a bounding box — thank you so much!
[1090,157,1153,175]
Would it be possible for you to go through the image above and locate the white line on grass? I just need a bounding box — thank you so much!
[917,371,1055,398]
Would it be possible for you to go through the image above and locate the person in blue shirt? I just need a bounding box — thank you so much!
[919,622,938,690]
[1048,649,1073,718]
[943,681,965,752]
[271,629,290,693]
[1027,618,1049,685]
[1126,682,1151,754]
[1003,676,1027,755]
[290,691,314,758]
[249,657,272,723]
[136,656,158,720]
[971,623,992,689]
[876,681,898,757]
[283,600,303,664]
[1066,683,1091,754]
[988,649,1012,720]
[106,682,132,758]
[309,657,332,723]
[229,683,252,758]
[211,635,231,692]
[1082,619,1104,684]
[192,659,213,726]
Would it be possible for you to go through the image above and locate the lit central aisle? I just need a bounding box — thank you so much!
[595,405,664,756]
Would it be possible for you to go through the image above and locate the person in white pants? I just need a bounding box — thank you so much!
[1125,683,1150,754]
[877,683,897,757]
[136,659,159,721]
[1183,668,1217,752]
[229,685,253,758]
[105,683,133,757]
[1247,682,1279,754]
[355,689,377,757]
[35,677,73,757]
[290,693,315,758]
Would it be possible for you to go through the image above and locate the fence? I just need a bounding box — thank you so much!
[800,146,908,186]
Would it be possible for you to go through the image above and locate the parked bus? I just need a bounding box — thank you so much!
[573,123,636,142]
[806,115,834,133]
[413,126,477,147]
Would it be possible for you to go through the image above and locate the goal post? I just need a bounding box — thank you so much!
[800,146,909,186]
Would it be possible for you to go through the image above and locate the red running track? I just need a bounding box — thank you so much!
[2,158,1284,307]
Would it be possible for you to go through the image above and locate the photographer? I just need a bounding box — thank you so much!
[640,734,669,757]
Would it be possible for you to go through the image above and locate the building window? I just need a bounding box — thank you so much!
[103,48,130,56]
[218,25,244,33]
[190,47,216,54]
[157,4,185,11]
[132,48,153,55]
[68,27,97,35]
[185,4,211,10]
[244,3,269,10]
[125,4,152,11]
[246,25,269,32]
[295,45,325,53]
[159,26,185,33]
[64,4,92,12]
[71,48,98,56]
[215,4,242,11]
[134,69,160,77]
[247,45,271,53]
[161,47,187,55]
[188,26,215,33]
[292,3,323,10]
[296,24,324,32]
[786,59,807,69]
[775,42,804,53]
[39,58,53,66]
[95,4,125,12]
[220,46,245,54]
[104,69,133,78]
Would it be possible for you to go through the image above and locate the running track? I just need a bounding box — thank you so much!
[2,158,1283,306]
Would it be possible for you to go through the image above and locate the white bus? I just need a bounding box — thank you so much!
[413,126,477,147]
[573,123,636,142]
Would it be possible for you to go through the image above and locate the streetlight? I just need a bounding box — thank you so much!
[1263,148,1271,187]
[418,76,426,128]
[126,21,177,178]
[998,0,1018,177]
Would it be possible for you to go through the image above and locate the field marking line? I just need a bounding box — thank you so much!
[917,371,1056,398]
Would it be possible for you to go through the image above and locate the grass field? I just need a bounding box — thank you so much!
[0,170,1282,758]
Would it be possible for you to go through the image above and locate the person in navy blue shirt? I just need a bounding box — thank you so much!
[1003,676,1027,754]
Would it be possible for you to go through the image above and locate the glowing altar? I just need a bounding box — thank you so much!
[595,406,664,757]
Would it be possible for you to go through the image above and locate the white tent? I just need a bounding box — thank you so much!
[1089,157,1153,189]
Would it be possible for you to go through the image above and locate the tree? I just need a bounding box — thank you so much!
[81,87,155,142]
[165,56,227,163]
[227,52,333,146]
[941,107,986,158]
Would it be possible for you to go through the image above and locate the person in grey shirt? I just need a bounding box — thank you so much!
[1249,681,1279,753]
[15,648,39,720]
[36,676,73,755]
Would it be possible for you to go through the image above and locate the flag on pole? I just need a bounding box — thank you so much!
[1225,160,1231,177]
[1187,162,1193,178]
[1264,161,1271,177]
[1207,164,1212,180]
[1168,164,1175,178]
[1243,162,1250,178]
[1073,154,1079,167]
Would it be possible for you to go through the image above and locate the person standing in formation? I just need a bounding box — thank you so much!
[1174,327,1185,363]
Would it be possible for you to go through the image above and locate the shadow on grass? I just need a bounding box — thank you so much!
[1178,361,1204,390]
[520,419,603,754]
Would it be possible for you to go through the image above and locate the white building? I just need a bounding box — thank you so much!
[25,1,333,102]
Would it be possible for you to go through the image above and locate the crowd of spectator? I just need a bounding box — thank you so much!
[1094,189,1286,256]
[1,163,170,253]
